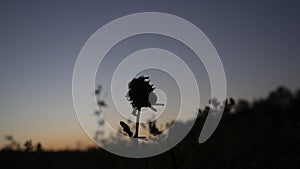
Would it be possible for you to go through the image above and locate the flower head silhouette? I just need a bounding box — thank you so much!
[127,76,155,111]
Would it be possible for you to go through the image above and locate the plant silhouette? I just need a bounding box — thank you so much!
[35,142,43,152]
[2,135,21,151]
[24,140,33,152]
[126,76,155,138]
[94,85,107,142]
[148,120,162,136]
[120,121,133,137]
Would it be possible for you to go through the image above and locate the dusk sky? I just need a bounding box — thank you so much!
[0,0,299,150]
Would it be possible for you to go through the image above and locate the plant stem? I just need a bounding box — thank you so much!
[134,109,141,138]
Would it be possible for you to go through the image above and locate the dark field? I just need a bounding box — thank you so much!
[1,86,300,169]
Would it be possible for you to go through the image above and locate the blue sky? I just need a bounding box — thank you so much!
[0,0,299,149]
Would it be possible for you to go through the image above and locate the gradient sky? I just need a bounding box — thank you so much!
[0,0,299,150]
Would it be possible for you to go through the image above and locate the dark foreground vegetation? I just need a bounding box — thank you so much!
[1,86,300,169]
